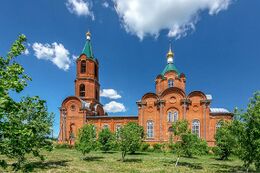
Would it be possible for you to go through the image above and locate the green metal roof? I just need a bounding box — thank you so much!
[161,63,180,76]
[82,39,94,59]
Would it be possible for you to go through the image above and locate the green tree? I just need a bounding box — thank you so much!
[0,35,53,170]
[234,92,260,171]
[214,120,236,160]
[1,97,53,169]
[76,124,97,157]
[98,128,115,152]
[0,34,30,116]
[117,122,144,161]
[172,120,208,166]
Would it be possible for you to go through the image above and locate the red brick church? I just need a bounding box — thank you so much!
[59,32,233,146]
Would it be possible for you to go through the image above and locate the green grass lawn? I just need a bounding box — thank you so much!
[0,148,255,173]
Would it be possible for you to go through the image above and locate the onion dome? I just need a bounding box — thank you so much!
[161,43,180,76]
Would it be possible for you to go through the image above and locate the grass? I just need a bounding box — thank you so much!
[0,148,255,173]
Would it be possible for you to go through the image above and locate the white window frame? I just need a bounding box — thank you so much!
[173,111,178,122]
[147,121,154,138]
[168,111,178,122]
[168,79,174,88]
[192,120,200,137]
[216,121,222,129]
[168,112,173,122]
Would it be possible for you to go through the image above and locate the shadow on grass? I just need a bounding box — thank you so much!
[182,155,198,159]
[24,160,70,172]
[162,160,203,170]
[101,151,117,154]
[123,158,142,163]
[178,161,203,169]
[128,152,149,156]
[83,156,104,162]
[211,163,256,173]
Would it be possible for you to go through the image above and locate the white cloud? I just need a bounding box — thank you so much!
[32,42,71,71]
[23,48,29,55]
[100,89,122,99]
[113,0,234,39]
[102,1,109,8]
[72,54,78,60]
[104,101,126,113]
[66,0,94,20]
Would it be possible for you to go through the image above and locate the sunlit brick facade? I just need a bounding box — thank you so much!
[59,33,233,146]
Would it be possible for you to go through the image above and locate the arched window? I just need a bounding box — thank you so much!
[147,121,154,138]
[70,105,76,111]
[168,112,173,122]
[192,120,200,137]
[81,60,86,73]
[79,84,85,97]
[216,121,222,129]
[168,111,178,122]
[168,79,174,88]
[173,111,178,122]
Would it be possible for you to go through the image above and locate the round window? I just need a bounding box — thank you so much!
[71,105,76,111]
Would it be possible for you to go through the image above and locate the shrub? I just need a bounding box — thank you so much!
[195,139,209,155]
[117,122,144,161]
[153,143,163,152]
[147,146,155,152]
[140,143,150,152]
[75,124,97,157]
[172,120,209,166]
[98,128,115,152]
[214,120,236,160]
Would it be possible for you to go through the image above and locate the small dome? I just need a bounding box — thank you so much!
[167,49,174,58]
[86,31,91,40]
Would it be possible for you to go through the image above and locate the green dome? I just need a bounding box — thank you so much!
[161,63,180,76]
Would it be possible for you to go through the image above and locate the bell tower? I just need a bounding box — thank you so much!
[75,32,100,105]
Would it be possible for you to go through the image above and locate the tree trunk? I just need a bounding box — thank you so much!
[175,157,180,167]
[122,151,126,162]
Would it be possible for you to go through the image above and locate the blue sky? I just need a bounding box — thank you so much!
[0,0,259,137]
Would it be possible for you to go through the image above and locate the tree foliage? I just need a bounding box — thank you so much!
[172,120,208,166]
[98,128,115,152]
[117,122,144,161]
[0,35,53,170]
[0,34,30,115]
[214,120,236,160]
[234,92,260,171]
[1,97,53,169]
[76,124,97,156]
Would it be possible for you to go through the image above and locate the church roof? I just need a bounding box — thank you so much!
[210,108,231,114]
[82,40,94,59]
[82,31,94,59]
[161,63,180,76]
